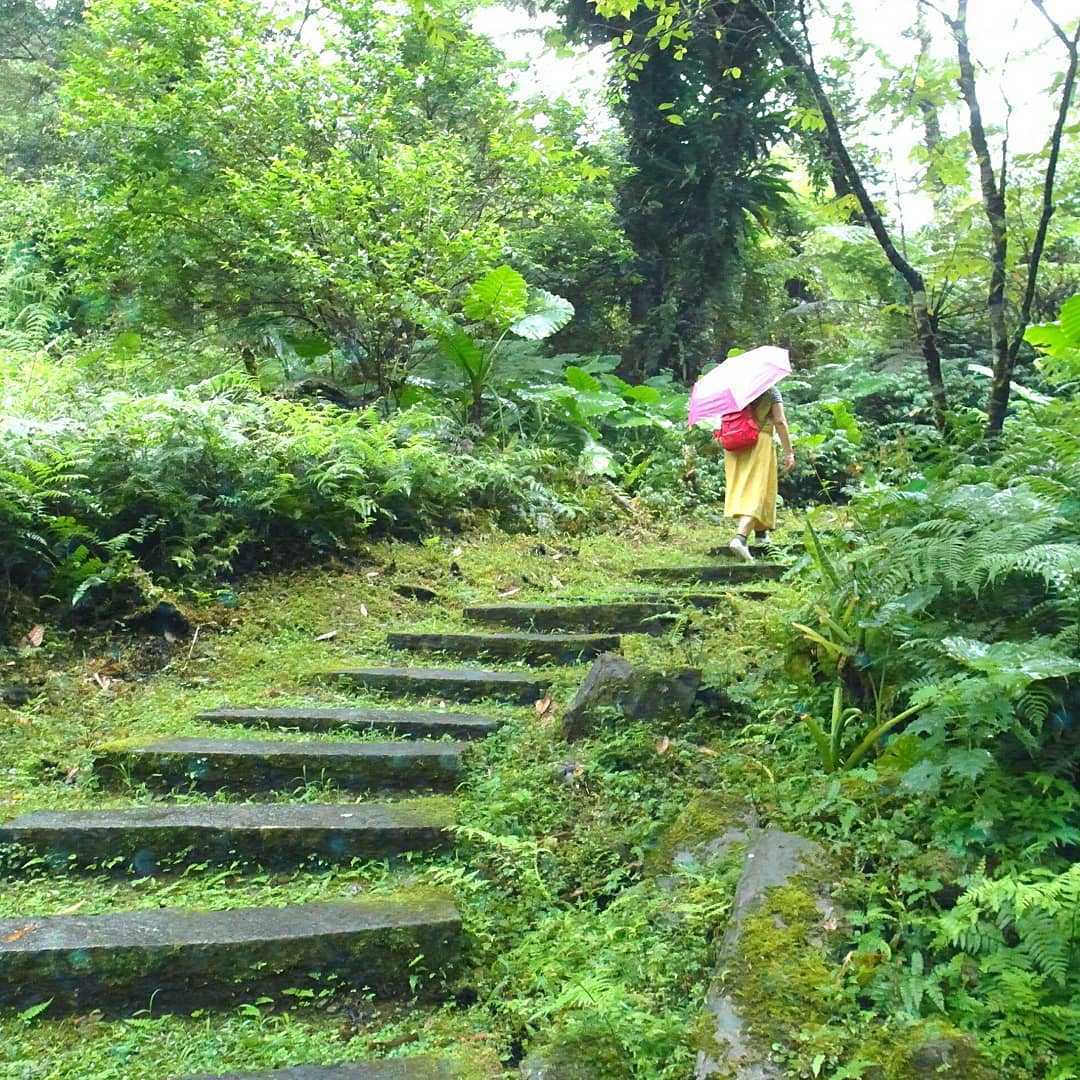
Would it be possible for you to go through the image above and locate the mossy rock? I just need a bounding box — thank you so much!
[563,653,700,740]
[696,830,842,1078]
[859,1022,995,1080]
[644,795,758,876]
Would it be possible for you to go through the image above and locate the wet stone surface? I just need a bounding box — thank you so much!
[94,737,467,794]
[328,667,551,704]
[199,707,500,740]
[632,563,785,584]
[0,899,462,1014]
[0,801,454,872]
[386,631,620,666]
[464,602,679,635]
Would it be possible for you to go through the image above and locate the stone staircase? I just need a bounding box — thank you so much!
[0,546,784,1076]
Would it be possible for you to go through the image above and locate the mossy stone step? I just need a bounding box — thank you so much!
[183,1057,475,1079]
[706,544,771,560]
[328,667,550,704]
[0,898,460,1015]
[632,563,785,583]
[387,631,619,665]
[0,801,454,873]
[464,601,679,635]
[95,738,466,794]
[200,707,499,741]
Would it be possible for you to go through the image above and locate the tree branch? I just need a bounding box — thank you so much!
[1010,3,1080,367]
[734,0,948,425]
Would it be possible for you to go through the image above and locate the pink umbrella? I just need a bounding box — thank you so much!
[687,346,791,427]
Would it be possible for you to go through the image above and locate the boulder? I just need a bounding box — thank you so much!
[563,653,701,740]
[696,829,840,1079]
[1,684,33,708]
[645,796,759,877]
[860,1023,995,1080]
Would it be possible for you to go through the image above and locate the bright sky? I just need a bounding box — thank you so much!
[472,1,1078,226]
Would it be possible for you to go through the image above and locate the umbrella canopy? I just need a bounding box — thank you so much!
[687,346,791,427]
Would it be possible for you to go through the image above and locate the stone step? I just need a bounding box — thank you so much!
[327,667,550,704]
[0,801,454,873]
[0,897,460,1015]
[95,738,466,794]
[465,601,679,635]
[632,563,785,584]
[182,1057,474,1079]
[562,590,772,610]
[706,544,772,560]
[387,631,618,665]
[199,707,499,741]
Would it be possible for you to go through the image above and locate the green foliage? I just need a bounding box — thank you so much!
[418,265,575,426]
[0,369,588,613]
[43,0,621,392]
[1026,295,1080,387]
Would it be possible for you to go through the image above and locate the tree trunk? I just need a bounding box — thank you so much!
[993,3,1080,433]
[735,0,949,429]
[914,15,948,214]
[952,0,1011,437]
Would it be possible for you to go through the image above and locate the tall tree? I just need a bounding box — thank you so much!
[919,0,1080,436]
[589,0,951,422]
[547,0,795,382]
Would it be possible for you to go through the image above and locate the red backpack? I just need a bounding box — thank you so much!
[715,406,760,452]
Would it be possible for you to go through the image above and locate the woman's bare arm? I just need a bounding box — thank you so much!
[771,401,796,471]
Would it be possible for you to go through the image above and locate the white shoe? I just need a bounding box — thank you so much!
[728,536,755,563]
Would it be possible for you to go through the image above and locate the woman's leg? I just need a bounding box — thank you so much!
[729,516,757,562]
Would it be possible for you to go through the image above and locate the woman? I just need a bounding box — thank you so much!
[722,386,795,562]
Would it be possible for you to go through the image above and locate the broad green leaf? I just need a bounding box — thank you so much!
[510,289,574,341]
[665,114,685,126]
[942,748,994,781]
[1059,295,1080,345]
[463,266,528,326]
[942,637,1080,682]
[438,331,485,378]
[623,384,662,405]
[581,437,616,476]
[1024,324,1069,351]
[565,365,602,393]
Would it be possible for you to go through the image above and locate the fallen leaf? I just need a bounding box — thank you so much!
[314,630,338,642]
[451,546,464,557]
[365,570,379,579]
[64,765,80,784]
[92,673,112,691]
[25,625,44,648]
[359,604,369,617]
[56,900,86,916]
[656,736,671,754]
[551,575,564,589]
[499,587,521,598]
[535,695,555,718]
[3,924,35,944]
[696,746,718,757]
[163,629,179,644]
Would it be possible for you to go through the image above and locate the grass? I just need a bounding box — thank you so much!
[1,516,794,1078]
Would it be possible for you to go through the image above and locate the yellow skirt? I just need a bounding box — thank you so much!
[724,432,778,531]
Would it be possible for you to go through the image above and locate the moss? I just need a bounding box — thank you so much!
[858,1021,995,1080]
[644,794,753,876]
[726,881,844,1055]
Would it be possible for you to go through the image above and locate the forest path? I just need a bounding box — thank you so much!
[0,544,787,1078]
